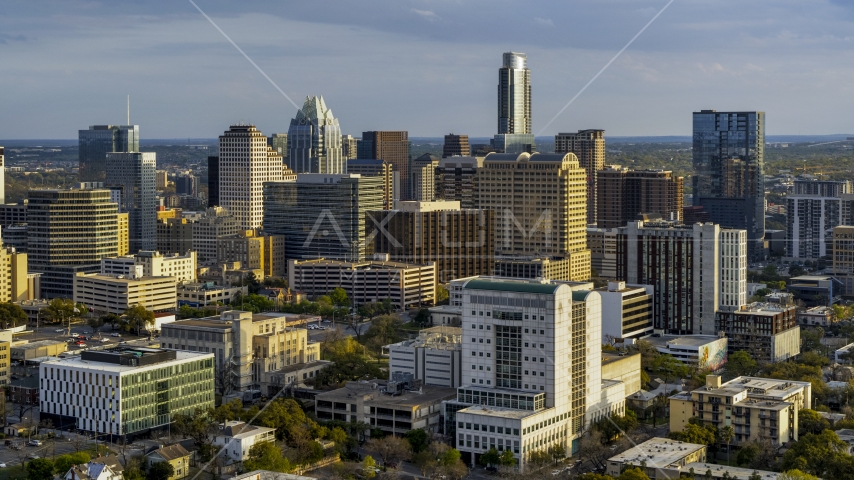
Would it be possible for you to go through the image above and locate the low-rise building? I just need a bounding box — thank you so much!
[386,326,462,388]
[605,437,707,479]
[0,330,12,386]
[231,470,317,480]
[177,282,245,307]
[649,335,728,370]
[213,421,276,463]
[11,339,67,361]
[799,306,834,327]
[101,250,197,284]
[288,258,436,309]
[598,282,654,342]
[669,375,811,446]
[9,376,39,405]
[601,352,642,397]
[259,360,332,397]
[63,462,122,480]
[788,275,843,307]
[428,305,461,327]
[146,444,191,480]
[73,272,177,314]
[40,347,214,439]
[16,299,50,325]
[715,302,801,363]
[315,379,456,436]
[663,463,782,480]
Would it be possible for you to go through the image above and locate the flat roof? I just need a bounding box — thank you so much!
[600,352,641,366]
[41,350,212,373]
[679,463,780,480]
[457,404,539,420]
[609,437,706,468]
[13,340,66,350]
[317,380,456,408]
[647,335,722,348]
[463,278,559,295]
[273,360,331,374]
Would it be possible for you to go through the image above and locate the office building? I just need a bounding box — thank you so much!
[40,348,214,438]
[598,282,654,342]
[0,147,4,204]
[177,283,244,308]
[156,217,193,256]
[410,153,439,201]
[476,152,591,281]
[386,326,462,388]
[267,133,288,159]
[834,225,854,296]
[0,244,29,302]
[1,225,27,253]
[73,271,177,314]
[0,199,27,228]
[287,96,343,174]
[193,207,241,266]
[719,228,748,311]
[78,125,139,182]
[288,258,436,309]
[156,170,168,190]
[596,166,683,228]
[586,228,618,278]
[786,179,852,260]
[346,159,397,209]
[341,134,358,161]
[493,257,575,281]
[263,174,384,261]
[670,375,811,446]
[715,302,800,363]
[100,250,197,284]
[692,110,765,260]
[216,230,286,278]
[11,340,67,361]
[605,437,707,480]
[435,156,483,210]
[218,125,284,229]
[617,222,720,335]
[27,189,119,298]
[368,201,495,283]
[556,130,606,225]
[787,275,842,307]
[106,152,157,252]
[175,174,199,197]
[359,131,410,199]
[448,277,626,470]
[207,156,219,207]
[116,212,129,256]
[443,134,470,158]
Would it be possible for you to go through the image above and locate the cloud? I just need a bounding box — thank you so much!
[411,8,439,22]
[0,33,29,45]
[534,17,553,27]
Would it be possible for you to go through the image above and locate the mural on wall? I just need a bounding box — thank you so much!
[698,339,728,371]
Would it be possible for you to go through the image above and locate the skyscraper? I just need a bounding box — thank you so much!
[78,125,139,182]
[175,174,199,197]
[692,110,765,260]
[358,131,411,199]
[218,125,284,229]
[435,156,483,210]
[287,96,343,174]
[556,130,605,225]
[596,166,684,228]
[207,156,219,207]
[346,159,397,209]
[409,153,439,202]
[786,179,852,260]
[267,133,288,159]
[0,147,5,204]
[341,135,359,161]
[443,134,470,158]
[106,152,157,253]
[492,52,534,154]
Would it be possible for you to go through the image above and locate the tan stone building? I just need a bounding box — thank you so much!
[0,246,29,302]
[555,129,605,225]
[11,339,67,361]
[73,272,177,314]
[117,212,130,256]
[596,166,684,228]
[0,330,11,386]
[410,153,439,201]
[217,230,286,278]
[600,352,642,397]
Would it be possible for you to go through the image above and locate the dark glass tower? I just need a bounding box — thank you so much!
[78,125,138,182]
[692,110,765,260]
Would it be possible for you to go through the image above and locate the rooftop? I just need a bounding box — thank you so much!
[457,404,540,420]
[463,278,560,295]
[387,326,462,351]
[148,444,190,461]
[273,360,332,375]
[13,339,66,350]
[42,349,212,373]
[291,258,431,269]
[316,380,456,408]
[677,463,780,480]
[737,302,795,314]
[231,470,317,480]
[608,437,706,468]
[647,335,723,349]
[218,421,275,440]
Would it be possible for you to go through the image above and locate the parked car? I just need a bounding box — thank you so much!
[111,333,121,337]
[54,329,64,333]
[27,454,39,460]
[28,440,41,447]
[100,338,110,343]
[75,342,87,347]
[0,462,7,467]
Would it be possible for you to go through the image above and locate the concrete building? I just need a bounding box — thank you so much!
[598,282,654,342]
[177,282,245,308]
[443,134,470,158]
[315,379,456,436]
[410,153,439,202]
[369,200,495,283]
[213,421,276,463]
[11,340,67,361]
[217,230,286,278]
[799,306,834,327]
[834,225,854,296]
[40,348,214,438]
[106,151,157,253]
[649,335,728,370]
[175,174,200,197]
[156,218,193,256]
[716,302,800,363]
[555,130,605,225]
[788,275,842,307]
[663,464,783,480]
[435,156,483,210]
[596,166,683,228]
[288,96,343,174]
[288,258,436,309]
[218,125,284,229]
[386,326,462,388]
[0,330,11,386]
[786,179,852,260]
[156,170,168,190]
[27,188,120,299]
[476,152,591,281]
[719,228,748,311]
[193,207,241,266]
[117,212,129,256]
[78,125,138,182]
[341,134,358,161]
[345,159,397,209]
[605,437,707,480]
[263,174,384,262]
[587,227,619,278]
[494,52,533,155]
[493,256,575,282]
[669,375,811,446]
[0,245,29,302]
[359,131,410,199]
[600,352,642,397]
[73,272,177,314]
[101,250,196,284]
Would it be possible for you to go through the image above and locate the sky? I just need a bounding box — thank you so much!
[2,0,854,139]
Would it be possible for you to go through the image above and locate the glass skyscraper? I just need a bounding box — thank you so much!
[106,152,157,253]
[78,125,139,182]
[692,110,765,260]
[493,52,534,154]
[287,96,343,174]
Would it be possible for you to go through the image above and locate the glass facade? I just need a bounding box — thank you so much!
[78,125,138,182]
[498,52,531,135]
[287,96,343,174]
[106,152,157,252]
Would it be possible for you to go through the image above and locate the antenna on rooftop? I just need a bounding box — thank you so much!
[127,95,130,125]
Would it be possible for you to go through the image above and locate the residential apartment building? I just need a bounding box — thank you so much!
[263,174,384,262]
[476,152,591,281]
[217,230,286,278]
[443,134,470,158]
[0,245,29,302]
[410,154,439,201]
[100,250,196,284]
[288,96,343,174]
[288,258,436,309]
[493,52,534,155]
[156,218,193,256]
[346,159,397,209]
[368,201,495,283]
[719,228,748,311]
[670,375,811,446]
[786,179,852,260]
[386,326,462,388]
[715,302,800,363]
[555,129,605,225]
[435,156,483,210]
[598,282,654,342]
[596,166,683,228]
[117,212,129,256]
[0,331,11,386]
[40,348,214,439]
[213,421,276,463]
[359,131,410,199]
[73,271,177,314]
[493,257,575,282]
[833,225,854,296]
[341,134,358,161]
[106,152,157,253]
[798,306,833,327]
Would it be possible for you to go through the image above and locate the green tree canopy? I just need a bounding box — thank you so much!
[799,409,831,435]
[147,461,175,480]
[328,288,350,308]
[727,351,757,378]
[53,452,90,475]
[404,428,429,453]
[123,304,155,333]
[243,441,292,473]
[669,419,716,446]
[781,430,851,478]
[26,458,55,480]
[619,467,651,480]
[0,302,27,329]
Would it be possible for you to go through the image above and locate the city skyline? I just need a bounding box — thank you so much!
[2,1,854,139]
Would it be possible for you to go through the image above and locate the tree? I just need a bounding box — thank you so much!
[215,357,234,397]
[172,407,219,456]
[718,425,735,463]
[362,456,377,479]
[404,429,429,453]
[527,449,551,470]
[241,272,262,294]
[479,448,500,467]
[364,315,405,353]
[727,351,758,378]
[53,452,90,475]
[579,430,611,471]
[26,458,55,480]
[147,462,176,480]
[779,470,821,480]
[329,288,350,308]
[87,315,105,333]
[499,449,515,466]
[435,285,449,304]
[413,308,431,327]
[668,420,716,446]
[0,302,27,329]
[578,474,614,480]
[255,398,318,443]
[347,312,372,343]
[618,467,651,480]
[243,441,292,473]
[651,354,690,382]
[799,409,831,435]
[365,436,411,467]
[44,298,76,332]
[123,304,155,335]
[781,430,851,478]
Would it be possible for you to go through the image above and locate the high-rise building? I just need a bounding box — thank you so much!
[435,156,483,210]
[27,189,119,299]
[618,221,746,335]
[498,52,531,135]
[218,125,284,229]
[192,207,240,266]
[217,230,286,278]
[117,212,129,256]
[596,166,684,228]
[346,159,397,209]
[156,217,193,257]
[443,134,470,158]
[155,170,168,190]
[78,125,139,182]
[368,200,495,283]
[0,146,5,204]
[715,303,800,364]
[359,131,410,199]
[106,152,157,253]
[267,133,288,160]
[207,156,219,207]
[475,152,591,281]
[263,174,384,261]
[786,179,852,260]
[409,153,439,202]
[834,226,854,297]
[692,110,765,260]
[287,96,343,174]
[556,130,605,225]
[175,174,199,197]
[0,245,29,302]
[341,135,359,161]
